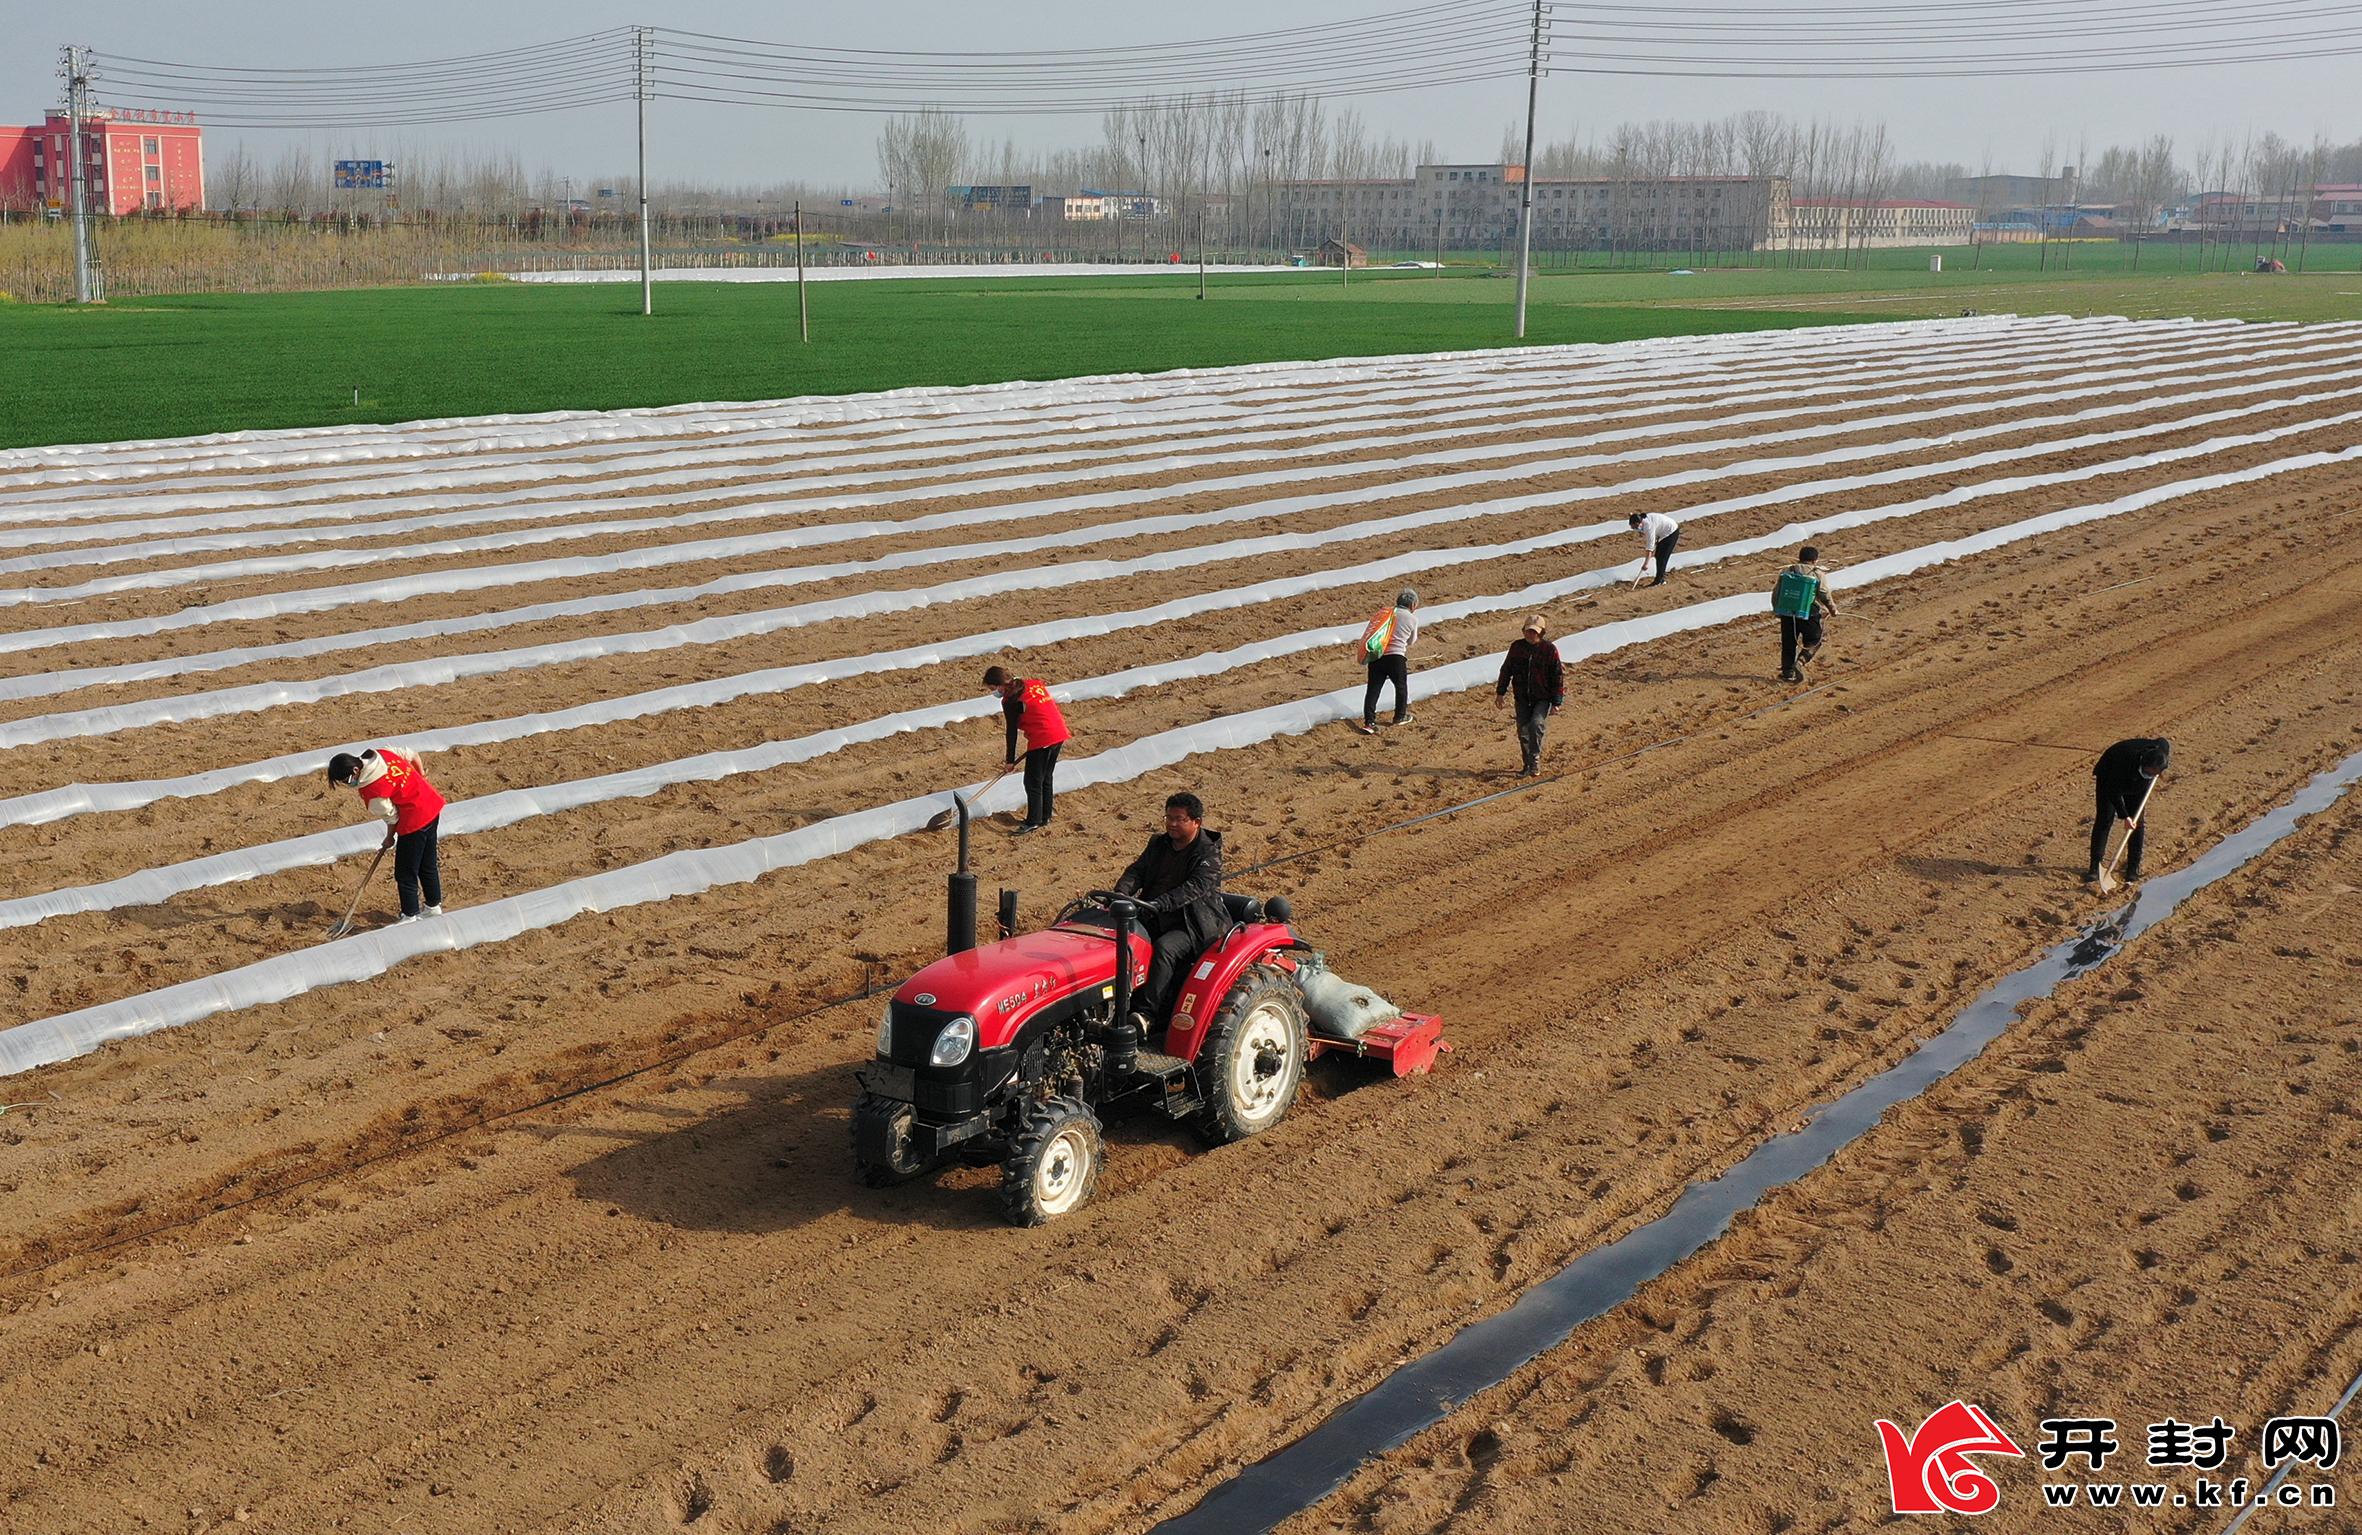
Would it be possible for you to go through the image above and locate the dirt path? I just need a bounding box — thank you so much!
[3,428,2360,1534]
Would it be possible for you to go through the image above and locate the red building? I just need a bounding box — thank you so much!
[0,107,204,214]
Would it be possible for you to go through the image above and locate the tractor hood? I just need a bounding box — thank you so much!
[897,923,1149,1049]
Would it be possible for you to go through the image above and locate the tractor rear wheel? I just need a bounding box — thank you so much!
[999,1095,1103,1226]
[1193,963,1309,1146]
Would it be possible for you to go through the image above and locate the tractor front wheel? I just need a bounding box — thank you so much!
[999,1096,1103,1225]
[1193,963,1309,1146]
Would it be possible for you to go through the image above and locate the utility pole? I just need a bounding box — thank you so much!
[635,26,652,316]
[1512,0,1547,339]
[1260,146,1272,263]
[1196,204,1206,298]
[60,46,95,304]
[795,200,809,340]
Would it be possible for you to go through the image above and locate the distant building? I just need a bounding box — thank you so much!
[1314,238,1367,268]
[1789,197,1979,246]
[2192,191,2308,232]
[1946,171,2077,209]
[1273,162,1793,251]
[1048,189,1159,222]
[948,184,1033,213]
[2312,184,2362,229]
[0,106,204,213]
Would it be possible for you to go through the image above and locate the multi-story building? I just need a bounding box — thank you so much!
[1041,190,1160,222]
[1945,171,2078,210]
[1270,163,1793,252]
[2191,191,2310,232]
[0,106,204,213]
[2311,184,2362,230]
[1788,197,1978,247]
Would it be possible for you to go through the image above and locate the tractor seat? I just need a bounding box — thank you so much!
[1220,892,1293,925]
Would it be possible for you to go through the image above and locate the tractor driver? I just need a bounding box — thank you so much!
[1110,791,1228,1034]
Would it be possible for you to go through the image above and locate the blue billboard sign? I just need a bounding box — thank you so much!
[334,160,388,189]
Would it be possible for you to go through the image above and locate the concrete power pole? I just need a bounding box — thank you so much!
[635,26,652,316]
[1511,0,1546,339]
[60,46,95,304]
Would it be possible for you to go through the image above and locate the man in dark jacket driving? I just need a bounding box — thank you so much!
[1112,791,1227,1031]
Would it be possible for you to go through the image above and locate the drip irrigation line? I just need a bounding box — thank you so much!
[1942,733,2098,754]
[2220,1364,2362,1533]
[0,678,1837,1280]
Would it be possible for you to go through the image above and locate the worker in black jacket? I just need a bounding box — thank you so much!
[1494,613,1565,777]
[2088,737,2170,885]
[1111,791,1227,1030]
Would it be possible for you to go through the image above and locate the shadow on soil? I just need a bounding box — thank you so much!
[557,1052,1393,1236]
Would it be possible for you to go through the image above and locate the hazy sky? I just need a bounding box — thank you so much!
[7,0,2356,187]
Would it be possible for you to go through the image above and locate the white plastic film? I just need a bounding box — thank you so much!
[4,439,2354,1076]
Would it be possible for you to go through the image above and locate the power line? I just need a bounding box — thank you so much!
[660,1,1521,61]
[101,29,634,75]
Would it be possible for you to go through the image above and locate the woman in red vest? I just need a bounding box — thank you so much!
[326,746,448,924]
[983,666,1070,835]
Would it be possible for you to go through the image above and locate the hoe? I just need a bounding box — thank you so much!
[853,793,1449,1224]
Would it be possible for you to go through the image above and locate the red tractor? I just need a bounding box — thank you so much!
[854,830,1447,1223]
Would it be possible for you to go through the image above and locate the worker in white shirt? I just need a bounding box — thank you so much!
[1627,510,1682,586]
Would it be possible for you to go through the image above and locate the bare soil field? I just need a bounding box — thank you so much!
[2,316,2359,1534]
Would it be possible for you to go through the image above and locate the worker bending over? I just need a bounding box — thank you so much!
[2088,737,2170,886]
[327,746,447,923]
[984,665,1070,835]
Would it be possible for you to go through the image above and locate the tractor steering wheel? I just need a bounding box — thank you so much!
[1053,890,1151,927]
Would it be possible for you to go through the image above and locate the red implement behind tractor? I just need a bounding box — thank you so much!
[853,884,1448,1225]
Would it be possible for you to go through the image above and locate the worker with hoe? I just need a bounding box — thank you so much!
[1494,612,1565,777]
[983,665,1070,835]
[1771,543,1840,683]
[1628,510,1681,586]
[1110,791,1227,1034]
[2088,737,2170,887]
[326,746,447,924]
[1357,588,1421,735]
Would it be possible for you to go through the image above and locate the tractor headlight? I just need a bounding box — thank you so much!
[876,1002,894,1057]
[929,1015,976,1068]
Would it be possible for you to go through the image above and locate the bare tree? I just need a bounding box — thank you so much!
[212,142,256,213]
[265,143,317,216]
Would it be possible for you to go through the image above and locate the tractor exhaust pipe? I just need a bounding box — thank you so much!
[1106,903,1140,1075]
[947,794,978,955]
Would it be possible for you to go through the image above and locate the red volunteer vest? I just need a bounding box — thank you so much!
[358,750,446,834]
[1015,679,1070,749]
